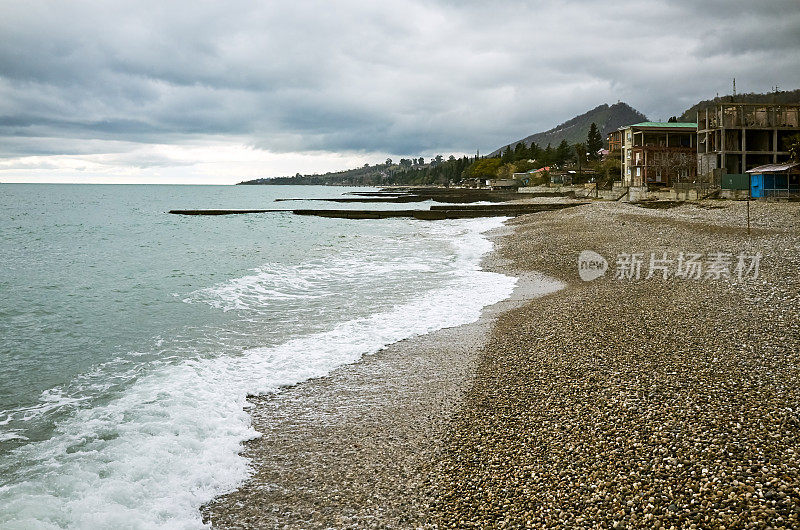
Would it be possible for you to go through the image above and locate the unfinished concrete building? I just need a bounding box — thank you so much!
[697,103,800,176]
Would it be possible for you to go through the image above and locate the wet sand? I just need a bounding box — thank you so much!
[201,227,563,528]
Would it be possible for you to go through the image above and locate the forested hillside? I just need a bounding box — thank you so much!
[678,89,800,122]
[490,102,647,156]
[239,155,475,187]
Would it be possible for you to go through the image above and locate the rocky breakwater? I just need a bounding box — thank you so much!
[291,203,584,220]
[170,202,586,219]
[275,187,525,204]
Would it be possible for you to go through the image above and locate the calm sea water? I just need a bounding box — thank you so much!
[0,184,516,528]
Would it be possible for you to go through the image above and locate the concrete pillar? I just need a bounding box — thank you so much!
[742,127,747,173]
[644,149,647,185]
[774,129,779,163]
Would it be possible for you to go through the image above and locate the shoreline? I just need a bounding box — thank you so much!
[201,216,563,528]
[203,199,800,528]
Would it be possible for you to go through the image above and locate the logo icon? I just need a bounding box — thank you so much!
[578,250,608,281]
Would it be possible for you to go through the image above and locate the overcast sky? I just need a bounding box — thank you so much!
[1,0,799,184]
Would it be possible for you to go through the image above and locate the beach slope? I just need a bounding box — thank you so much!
[205,200,799,528]
[430,200,800,528]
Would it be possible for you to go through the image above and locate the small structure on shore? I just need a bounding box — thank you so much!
[487,178,521,190]
[746,162,800,198]
[549,170,572,186]
[512,167,549,187]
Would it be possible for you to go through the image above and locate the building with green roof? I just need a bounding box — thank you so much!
[619,122,698,187]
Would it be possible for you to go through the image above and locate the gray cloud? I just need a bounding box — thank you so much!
[1,0,799,165]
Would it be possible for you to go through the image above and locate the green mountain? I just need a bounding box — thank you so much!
[678,88,800,122]
[491,102,647,155]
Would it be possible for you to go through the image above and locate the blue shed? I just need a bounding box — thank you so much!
[747,162,800,198]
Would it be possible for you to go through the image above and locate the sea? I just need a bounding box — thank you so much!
[0,184,516,529]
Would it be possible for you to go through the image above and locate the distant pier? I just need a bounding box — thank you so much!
[169,203,584,219]
[169,186,584,219]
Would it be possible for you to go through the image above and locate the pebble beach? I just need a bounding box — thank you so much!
[205,199,800,528]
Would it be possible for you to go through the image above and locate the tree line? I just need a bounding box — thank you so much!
[463,122,612,183]
[239,122,618,187]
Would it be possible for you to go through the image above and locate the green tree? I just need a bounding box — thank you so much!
[587,122,603,160]
[543,143,555,166]
[574,143,587,160]
[529,141,541,162]
[514,159,536,172]
[497,163,518,180]
[600,156,621,187]
[385,158,393,165]
[514,142,527,161]
[466,158,503,179]
[555,140,572,166]
[501,145,513,164]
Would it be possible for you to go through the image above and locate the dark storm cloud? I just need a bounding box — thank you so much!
[1,0,799,162]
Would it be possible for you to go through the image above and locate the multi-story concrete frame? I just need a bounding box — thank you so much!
[697,103,800,176]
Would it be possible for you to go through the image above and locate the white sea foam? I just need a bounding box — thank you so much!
[0,431,28,442]
[0,217,517,529]
[183,251,444,313]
